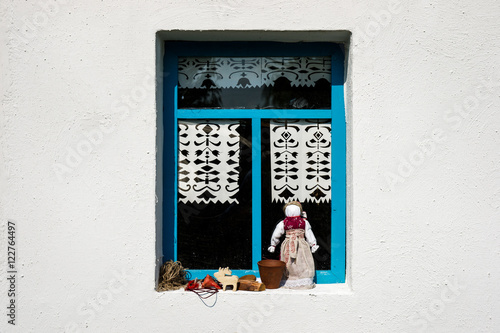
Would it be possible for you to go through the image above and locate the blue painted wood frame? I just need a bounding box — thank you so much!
[163,41,346,283]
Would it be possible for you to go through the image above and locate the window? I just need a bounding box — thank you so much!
[162,41,345,283]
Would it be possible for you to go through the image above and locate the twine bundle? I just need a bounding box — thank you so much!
[157,260,189,291]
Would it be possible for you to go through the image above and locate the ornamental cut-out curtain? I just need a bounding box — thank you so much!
[270,119,332,203]
[178,57,332,89]
[178,120,240,204]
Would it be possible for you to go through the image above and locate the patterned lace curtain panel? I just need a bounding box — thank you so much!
[270,119,332,204]
[178,119,332,205]
[178,57,332,89]
[178,120,241,204]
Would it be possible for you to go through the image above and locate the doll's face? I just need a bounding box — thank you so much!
[285,204,301,217]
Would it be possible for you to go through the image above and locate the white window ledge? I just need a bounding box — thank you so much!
[158,283,352,296]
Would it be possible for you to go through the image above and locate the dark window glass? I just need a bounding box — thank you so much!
[177,119,253,269]
[178,57,331,109]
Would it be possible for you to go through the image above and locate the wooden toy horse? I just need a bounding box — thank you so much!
[214,267,239,291]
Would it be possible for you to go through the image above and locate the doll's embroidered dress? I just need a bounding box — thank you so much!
[269,203,318,289]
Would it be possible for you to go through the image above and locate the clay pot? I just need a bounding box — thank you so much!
[257,259,286,289]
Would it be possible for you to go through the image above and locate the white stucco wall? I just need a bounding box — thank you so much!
[1,0,499,332]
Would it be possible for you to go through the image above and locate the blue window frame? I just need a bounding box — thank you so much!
[162,41,346,283]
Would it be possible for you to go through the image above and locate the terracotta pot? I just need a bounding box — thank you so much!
[257,259,286,289]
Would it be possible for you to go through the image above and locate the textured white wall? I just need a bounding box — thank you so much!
[1,0,499,332]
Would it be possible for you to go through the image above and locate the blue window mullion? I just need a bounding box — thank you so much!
[177,109,332,119]
[173,85,179,261]
[163,49,177,262]
[330,83,346,283]
[251,117,262,271]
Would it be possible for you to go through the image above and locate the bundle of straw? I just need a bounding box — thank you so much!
[157,260,189,291]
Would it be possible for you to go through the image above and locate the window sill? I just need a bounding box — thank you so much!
[158,282,352,296]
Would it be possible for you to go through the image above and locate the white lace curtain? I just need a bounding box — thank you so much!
[270,119,332,203]
[178,119,332,205]
[178,120,240,204]
[178,56,331,89]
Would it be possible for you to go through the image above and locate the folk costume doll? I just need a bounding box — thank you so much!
[268,201,319,289]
